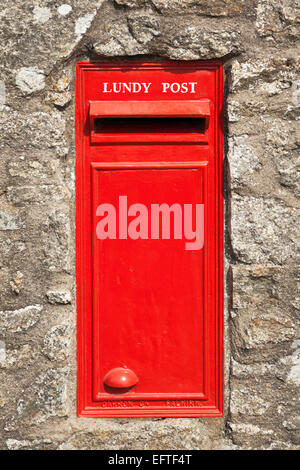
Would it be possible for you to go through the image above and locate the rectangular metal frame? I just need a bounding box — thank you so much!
[76,61,224,417]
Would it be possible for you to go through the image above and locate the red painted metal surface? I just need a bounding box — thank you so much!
[76,61,224,417]
[89,99,211,117]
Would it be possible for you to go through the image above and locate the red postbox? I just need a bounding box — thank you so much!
[76,61,224,417]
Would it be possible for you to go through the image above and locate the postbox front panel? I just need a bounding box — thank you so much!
[76,62,224,417]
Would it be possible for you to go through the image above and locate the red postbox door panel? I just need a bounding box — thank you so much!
[76,62,224,417]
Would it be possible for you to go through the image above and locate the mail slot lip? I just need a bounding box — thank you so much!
[89,99,211,118]
[89,99,211,144]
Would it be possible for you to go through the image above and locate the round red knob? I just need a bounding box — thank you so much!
[103,367,138,389]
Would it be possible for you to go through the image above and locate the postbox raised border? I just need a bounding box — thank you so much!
[76,61,224,418]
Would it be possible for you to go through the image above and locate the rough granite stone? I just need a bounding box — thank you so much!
[5,368,69,430]
[0,0,299,452]
[0,109,68,157]
[41,210,71,272]
[231,357,290,381]
[151,0,249,17]
[230,265,299,361]
[45,69,72,108]
[0,1,105,81]
[92,12,241,59]
[286,341,300,386]
[255,0,300,41]
[46,290,71,305]
[8,158,59,183]
[6,185,68,206]
[230,387,271,416]
[228,135,261,189]
[114,0,148,8]
[230,57,300,94]
[43,324,70,362]
[0,305,43,335]
[57,419,232,450]
[231,195,299,265]
[6,438,53,450]
[232,310,295,348]
[15,67,45,95]
[0,196,23,231]
[0,343,38,370]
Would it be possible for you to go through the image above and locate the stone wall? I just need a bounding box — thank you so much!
[0,0,299,450]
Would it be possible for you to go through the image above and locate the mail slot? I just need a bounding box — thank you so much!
[76,61,224,417]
